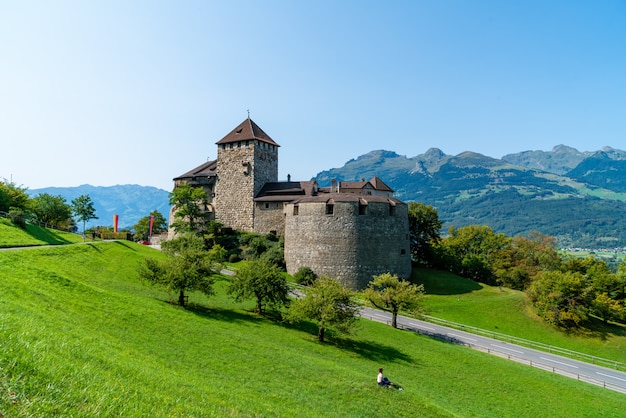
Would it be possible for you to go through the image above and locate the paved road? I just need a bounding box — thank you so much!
[360,306,626,394]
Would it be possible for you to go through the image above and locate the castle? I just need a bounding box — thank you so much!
[171,118,411,289]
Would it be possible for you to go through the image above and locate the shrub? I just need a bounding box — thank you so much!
[260,245,285,270]
[8,208,27,229]
[294,266,317,286]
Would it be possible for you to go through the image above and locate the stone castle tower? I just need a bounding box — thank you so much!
[214,118,279,231]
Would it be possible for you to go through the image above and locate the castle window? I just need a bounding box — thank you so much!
[325,204,334,215]
[358,199,367,215]
[265,203,269,209]
[389,204,396,216]
[401,249,406,255]
[293,205,299,215]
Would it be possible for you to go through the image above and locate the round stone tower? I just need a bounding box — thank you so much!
[284,194,412,289]
[214,118,279,232]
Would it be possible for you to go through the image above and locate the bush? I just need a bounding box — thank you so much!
[261,245,285,270]
[228,253,241,263]
[294,266,317,286]
[8,208,27,229]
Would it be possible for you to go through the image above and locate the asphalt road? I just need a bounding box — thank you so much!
[360,306,626,394]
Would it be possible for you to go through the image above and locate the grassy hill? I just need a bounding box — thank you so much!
[1,240,624,416]
[0,218,84,247]
[416,268,626,364]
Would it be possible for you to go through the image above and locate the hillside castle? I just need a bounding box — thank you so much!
[170,118,411,289]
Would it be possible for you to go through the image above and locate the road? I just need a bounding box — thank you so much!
[360,306,626,394]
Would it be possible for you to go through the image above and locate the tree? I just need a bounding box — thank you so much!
[133,210,168,241]
[71,194,97,237]
[363,273,425,328]
[591,292,624,324]
[169,184,210,235]
[286,276,359,342]
[437,225,510,285]
[527,270,593,328]
[30,193,73,229]
[138,233,218,307]
[0,180,30,212]
[228,259,289,315]
[493,232,561,290]
[408,202,442,266]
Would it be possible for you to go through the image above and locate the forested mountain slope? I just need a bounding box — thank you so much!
[315,146,626,248]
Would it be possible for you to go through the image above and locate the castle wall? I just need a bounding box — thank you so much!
[284,200,411,289]
[254,202,286,235]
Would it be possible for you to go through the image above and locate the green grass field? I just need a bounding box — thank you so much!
[415,268,626,364]
[0,218,84,247]
[1,238,625,417]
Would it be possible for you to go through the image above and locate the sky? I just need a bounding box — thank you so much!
[1,1,625,191]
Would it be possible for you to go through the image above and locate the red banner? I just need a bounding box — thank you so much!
[113,214,119,233]
[149,215,154,238]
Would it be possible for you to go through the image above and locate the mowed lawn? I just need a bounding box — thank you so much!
[1,242,624,417]
[0,218,84,247]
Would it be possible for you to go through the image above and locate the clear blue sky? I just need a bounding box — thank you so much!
[1,0,625,191]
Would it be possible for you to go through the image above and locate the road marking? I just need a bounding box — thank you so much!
[596,372,626,382]
[491,344,524,354]
[448,333,477,342]
[539,357,578,369]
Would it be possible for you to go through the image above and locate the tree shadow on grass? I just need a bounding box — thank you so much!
[185,303,265,326]
[414,268,483,295]
[563,316,626,342]
[331,336,416,364]
[25,223,74,244]
[112,240,137,251]
[85,243,102,252]
[278,320,416,364]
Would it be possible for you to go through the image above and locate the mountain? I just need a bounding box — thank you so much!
[28,184,171,230]
[314,146,626,249]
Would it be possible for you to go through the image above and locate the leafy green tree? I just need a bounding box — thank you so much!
[527,270,593,327]
[139,233,218,307]
[169,184,210,235]
[71,194,97,236]
[408,202,442,266]
[228,259,289,315]
[205,243,227,262]
[30,193,73,229]
[0,180,30,212]
[363,273,425,328]
[286,276,359,342]
[493,232,562,290]
[591,292,624,323]
[437,225,510,285]
[133,210,168,241]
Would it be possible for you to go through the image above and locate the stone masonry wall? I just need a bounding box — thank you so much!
[214,141,278,232]
[284,200,411,289]
[254,202,286,235]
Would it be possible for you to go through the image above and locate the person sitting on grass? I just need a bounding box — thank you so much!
[377,367,402,390]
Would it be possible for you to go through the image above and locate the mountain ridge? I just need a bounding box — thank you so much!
[27,184,171,230]
[314,145,626,248]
